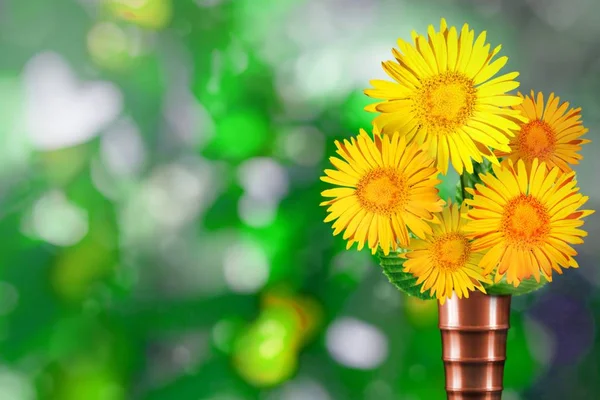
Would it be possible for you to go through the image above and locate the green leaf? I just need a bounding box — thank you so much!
[376,249,435,301]
[484,275,549,296]
[473,159,493,176]
[458,160,494,202]
[454,180,463,204]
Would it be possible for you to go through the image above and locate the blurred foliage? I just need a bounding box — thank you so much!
[0,0,599,399]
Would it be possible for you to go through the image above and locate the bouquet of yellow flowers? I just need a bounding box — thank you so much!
[320,18,593,399]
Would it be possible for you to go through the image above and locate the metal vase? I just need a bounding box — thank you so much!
[438,292,512,399]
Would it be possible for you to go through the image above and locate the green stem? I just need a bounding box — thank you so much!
[459,161,480,203]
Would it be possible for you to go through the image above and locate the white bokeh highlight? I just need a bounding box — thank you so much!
[144,162,210,228]
[100,117,146,177]
[238,195,278,228]
[326,317,388,370]
[276,378,332,400]
[279,126,325,167]
[237,157,288,228]
[0,366,36,400]
[25,190,89,247]
[223,239,270,294]
[238,157,289,203]
[23,52,123,150]
[163,89,215,149]
[120,158,219,244]
[0,77,29,176]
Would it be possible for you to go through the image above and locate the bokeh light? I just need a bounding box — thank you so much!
[0,0,599,399]
[105,0,173,30]
[326,318,389,370]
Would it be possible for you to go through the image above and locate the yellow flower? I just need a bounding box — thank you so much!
[495,91,590,172]
[364,18,524,175]
[320,129,444,255]
[464,159,594,286]
[402,202,490,304]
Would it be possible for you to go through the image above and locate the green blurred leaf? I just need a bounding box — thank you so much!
[203,109,270,162]
[340,91,374,133]
[504,314,539,389]
[142,358,255,400]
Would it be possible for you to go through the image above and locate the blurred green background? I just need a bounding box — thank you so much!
[0,0,599,399]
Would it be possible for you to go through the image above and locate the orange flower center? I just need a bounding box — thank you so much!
[517,120,556,161]
[416,72,476,134]
[355,167,408,215]
[431,232,471,271]
[501,194,550,249]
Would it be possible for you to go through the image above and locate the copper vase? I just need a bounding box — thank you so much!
[438,292,512,400]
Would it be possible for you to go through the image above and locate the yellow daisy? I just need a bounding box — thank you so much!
[320,128,445,255]
[364,18,525,175]
[464,158,594,286]
[495,91,590,172]
[402,202,490,304]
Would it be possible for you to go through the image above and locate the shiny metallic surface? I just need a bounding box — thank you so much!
[438,292,512,400]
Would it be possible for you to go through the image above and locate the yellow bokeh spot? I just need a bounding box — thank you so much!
[87,22,133,71]
[404,296,438,328]
[105,0,172,30]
